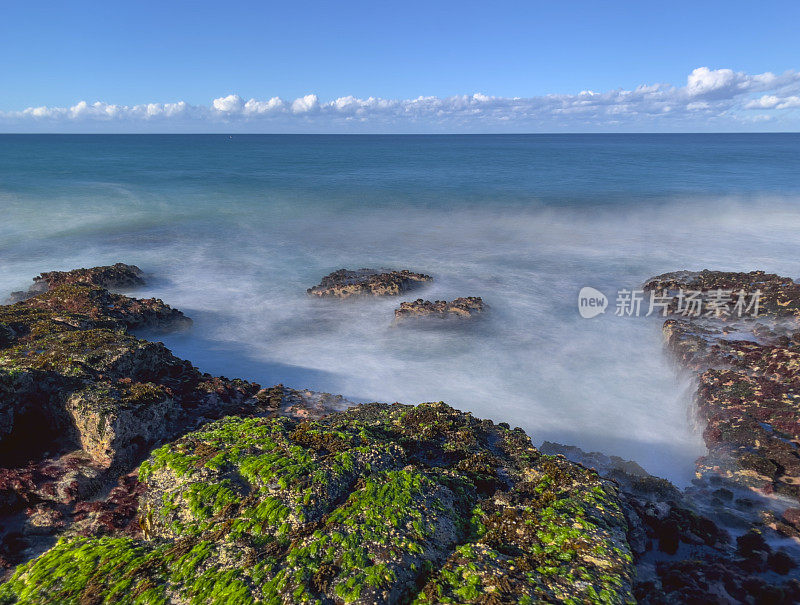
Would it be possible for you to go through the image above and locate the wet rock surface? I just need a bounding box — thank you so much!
[542,442,800,603]
[0,264,640,603]
[1,402,634,604]
[307,268,432,298]
[394,297,486,323]
[630,268,800,602]
[5,263,800,603]
[645,269,800,501]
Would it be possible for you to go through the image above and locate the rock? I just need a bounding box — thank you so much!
[8,263,145,303]
[634,269,800,602]
[649,271,800,502]
[540,441,651,479]
[0,402,635,604]
[393,297,486,323]
[272,385,357,420]
[655,518,680,554]
[736,530,771,558]
[783,507,800,527]
[644,268,800,317]
[307,268,432,298]
[20,283,191,332]
[65,384,182,468]
[768,550,796,575]
[0,265,262,574]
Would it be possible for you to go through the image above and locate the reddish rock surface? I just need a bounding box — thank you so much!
[630,269,800,602]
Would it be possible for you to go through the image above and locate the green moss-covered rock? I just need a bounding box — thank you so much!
[1,402,634,604]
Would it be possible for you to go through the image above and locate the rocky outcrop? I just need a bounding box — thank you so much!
[645,270,800,502]
[644,269,800,318]
[0,266,261,574]
[307,268,432,298]
[7,262,800,603]
[629,269,800,602]
[394,297,486,323]
[8,263,145,303]
[1,402,634,604]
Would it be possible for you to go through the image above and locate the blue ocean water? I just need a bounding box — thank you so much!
[2,133,800,483]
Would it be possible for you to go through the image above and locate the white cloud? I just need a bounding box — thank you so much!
[243,97,284,114]
[745,94,800,110]
[3,67,800,132]
[291,94,319,114]
[687,67,738,97]
[212,94,244,112]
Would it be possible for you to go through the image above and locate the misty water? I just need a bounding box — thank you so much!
[3,134,800,484]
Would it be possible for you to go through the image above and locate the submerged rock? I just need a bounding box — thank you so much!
[1,402,634,604]
[307,268,432,298]
[394,297,486,324]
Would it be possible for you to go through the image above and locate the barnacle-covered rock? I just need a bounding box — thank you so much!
[394,297,486,324]
[8,263,145,303]
[647,270,800,500]
[0,403,635,604]
[644,269,800,318]
[639,269,800,602]
[307,268,432,298]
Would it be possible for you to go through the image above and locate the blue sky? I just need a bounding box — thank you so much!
[2,0,799,132]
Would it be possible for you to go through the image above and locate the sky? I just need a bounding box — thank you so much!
[1,0,799,132]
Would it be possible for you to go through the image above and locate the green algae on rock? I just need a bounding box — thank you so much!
[0,402,635,604]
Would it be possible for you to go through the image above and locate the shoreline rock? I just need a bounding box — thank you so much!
[2,402,635,604]
[645,269,800,503]
[0,264,637,603]
[3,263,800,602]
[8,263,146,304]
[307,268,432,298]
[628,268,800,601]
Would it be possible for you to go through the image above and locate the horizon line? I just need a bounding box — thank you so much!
[1,131,799,136]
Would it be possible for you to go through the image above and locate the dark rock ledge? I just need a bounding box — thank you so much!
[307,268,432,298]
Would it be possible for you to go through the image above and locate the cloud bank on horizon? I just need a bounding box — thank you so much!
[3,67,800,133]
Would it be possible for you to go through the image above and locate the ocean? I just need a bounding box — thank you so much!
[2,133,800,484]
